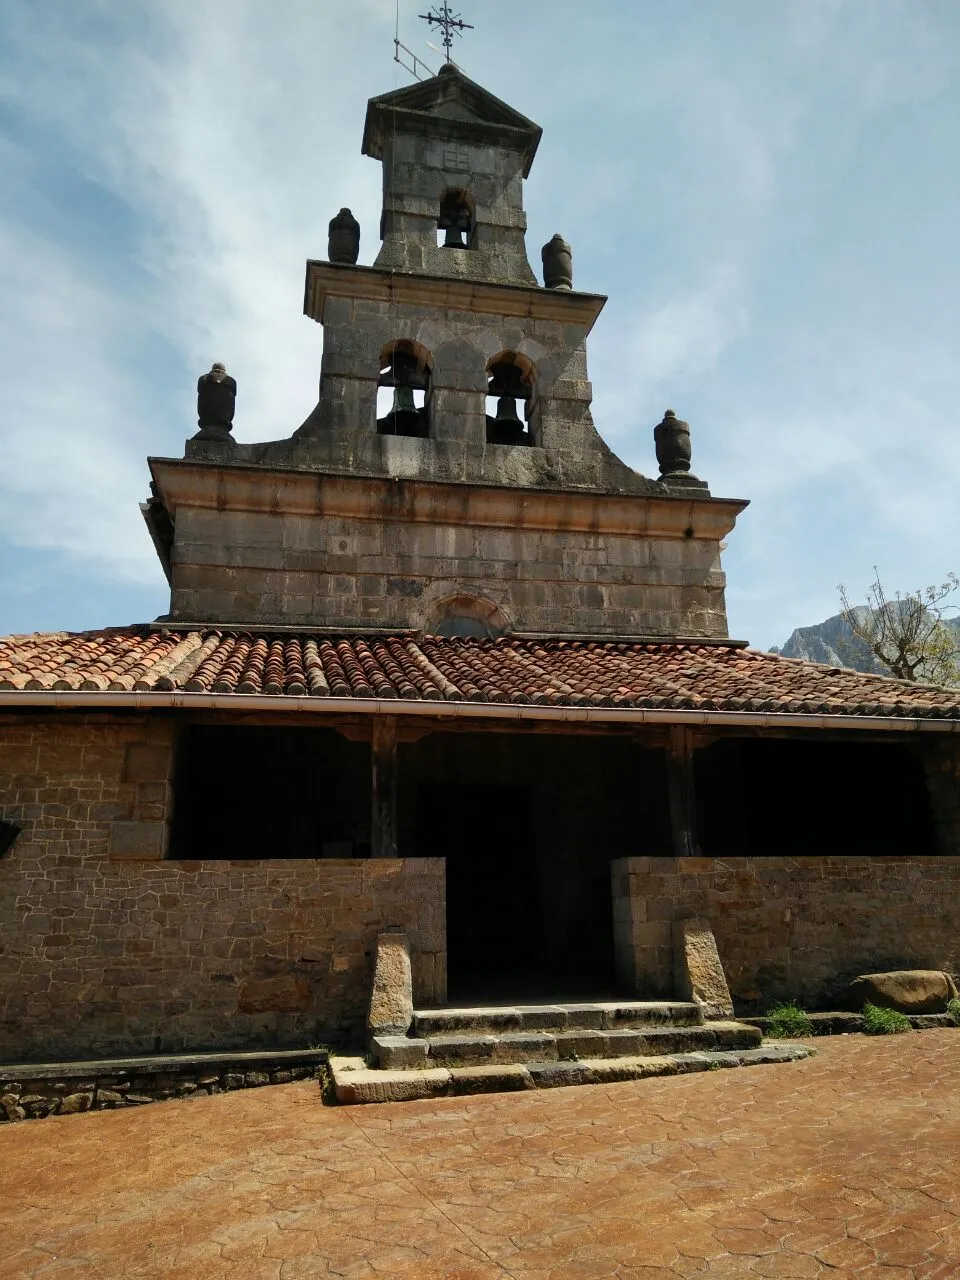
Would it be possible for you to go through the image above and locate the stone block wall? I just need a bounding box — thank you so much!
[169,505,728,636]
[0,715,445,1062]
[374,129,537,286]
[612,855,960,1011]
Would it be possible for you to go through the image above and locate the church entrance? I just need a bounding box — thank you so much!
[417,783,538,999]
[400,730,672,1002]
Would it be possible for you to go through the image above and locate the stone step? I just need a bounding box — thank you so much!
[374,1021,761,1070]
[332,1041,815,1105]
[411,1000,703,1038]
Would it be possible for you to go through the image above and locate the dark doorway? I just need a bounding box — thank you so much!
[418,783,537,999]
[401,732,671,1001]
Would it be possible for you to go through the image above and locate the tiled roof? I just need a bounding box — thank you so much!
[2,627,959,719]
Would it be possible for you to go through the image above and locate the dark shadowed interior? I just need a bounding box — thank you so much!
[400,731,672,1000]
[170,726,371,859]
[694,737,935,857]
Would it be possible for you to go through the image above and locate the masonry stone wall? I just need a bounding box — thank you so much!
[309,296,599,453]
[612,855,960,1011]
[0,715,445,1062]
[169,506,728,636]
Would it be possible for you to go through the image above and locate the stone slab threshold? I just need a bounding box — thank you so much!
[331,1042,815,1104]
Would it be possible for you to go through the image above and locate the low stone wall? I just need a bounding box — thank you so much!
[612,856,960,1010]
[0,715,446,1062]
[0,1048,325,1123]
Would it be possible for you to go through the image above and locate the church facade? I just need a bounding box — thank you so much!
[2,66,959,1064]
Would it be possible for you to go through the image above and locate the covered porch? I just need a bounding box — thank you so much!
[169,711,942,1007]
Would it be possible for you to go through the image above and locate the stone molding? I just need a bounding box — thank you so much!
[303,263,606,329]
[150,458,745,541]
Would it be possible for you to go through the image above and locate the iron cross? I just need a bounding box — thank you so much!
[418,3,474,61]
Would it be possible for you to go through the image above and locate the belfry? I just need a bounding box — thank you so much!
[145,61,740,643]
[1,56,959,1097]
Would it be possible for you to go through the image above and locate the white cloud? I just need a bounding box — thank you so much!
[590,264,749,447]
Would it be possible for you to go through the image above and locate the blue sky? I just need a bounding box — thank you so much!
[1,0,958,649]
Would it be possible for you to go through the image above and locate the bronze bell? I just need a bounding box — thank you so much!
[494,395,523,427]
[442,224,466,248]
[391,384,417,416]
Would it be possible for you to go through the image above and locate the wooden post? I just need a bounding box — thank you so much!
[666,725,700,858]
[371,716,399,859]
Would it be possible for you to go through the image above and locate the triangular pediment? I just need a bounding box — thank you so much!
[363,64,542,174]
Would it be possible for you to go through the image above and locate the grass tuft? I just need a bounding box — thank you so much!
[766,1002,814,1039]
[946,997,960,1027]
[861,1002,911,1035]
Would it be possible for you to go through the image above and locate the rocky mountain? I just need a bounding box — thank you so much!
[773,609,960,676]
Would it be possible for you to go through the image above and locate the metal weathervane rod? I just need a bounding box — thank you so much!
[418,3,473,61]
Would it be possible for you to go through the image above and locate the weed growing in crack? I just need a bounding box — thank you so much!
[766,1002,814,1038]
[861,1002,910,1035]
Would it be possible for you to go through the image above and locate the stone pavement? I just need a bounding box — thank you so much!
[1,1031,958,1279]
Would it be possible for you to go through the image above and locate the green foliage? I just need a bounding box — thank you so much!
[946,997,960,1026]
[766,1001,814,1038]
[861,1002,911,1035]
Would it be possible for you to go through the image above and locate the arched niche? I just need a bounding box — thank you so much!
[437,188,476,249]
[485,350,537,446]
[377,339,433,438]
[429,593,509,639]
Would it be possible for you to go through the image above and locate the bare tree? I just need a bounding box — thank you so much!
[837,570,960,685]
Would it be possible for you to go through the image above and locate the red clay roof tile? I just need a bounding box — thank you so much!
[1,627,959,720]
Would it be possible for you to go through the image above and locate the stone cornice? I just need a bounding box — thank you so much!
[149,458,747,541]
[303,262,606,331]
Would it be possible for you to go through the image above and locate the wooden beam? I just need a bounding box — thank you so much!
[371,716,399,858]
[666,725,700,858]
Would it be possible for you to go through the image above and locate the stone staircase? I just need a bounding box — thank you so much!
[331,998,813,1104]
[375,999,756,1069]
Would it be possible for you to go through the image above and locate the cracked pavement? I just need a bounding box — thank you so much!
[1,1031,958,1278]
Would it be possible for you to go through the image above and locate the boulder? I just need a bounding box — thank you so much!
[848,970,958,1014]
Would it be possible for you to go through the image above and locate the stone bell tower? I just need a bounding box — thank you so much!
[145,64,746,638]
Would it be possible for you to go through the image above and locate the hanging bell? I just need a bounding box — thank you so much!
[494,395,523,427]
[442,224,466,248]
[392,384,417,416]
[378,381,424,437]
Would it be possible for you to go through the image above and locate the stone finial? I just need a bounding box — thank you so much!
[654,409,691,476]
[328,207,360,264]
[654,410,710,493]
[541,233,572,290]
[194,363,237,444]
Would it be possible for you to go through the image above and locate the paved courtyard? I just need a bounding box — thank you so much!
[1,1031,958,1279]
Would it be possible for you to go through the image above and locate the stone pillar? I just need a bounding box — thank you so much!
[371,716,398,858]
[666,726,700,858]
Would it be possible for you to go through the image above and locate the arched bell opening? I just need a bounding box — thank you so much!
[485,351,536,446]
[437,188,476,250]
[376,340,432,438]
